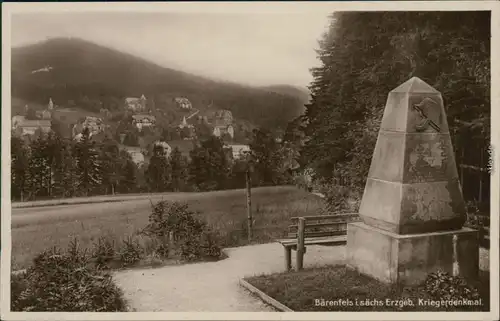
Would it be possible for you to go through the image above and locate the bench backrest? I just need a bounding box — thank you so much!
[287,213,360,238]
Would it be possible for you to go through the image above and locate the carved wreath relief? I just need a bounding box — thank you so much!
[412,97,441,132]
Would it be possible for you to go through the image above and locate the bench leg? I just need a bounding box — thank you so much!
[284,247,292,271]
[296,246,304,272]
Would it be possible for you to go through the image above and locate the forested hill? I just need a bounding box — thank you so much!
[260,85,310,105]
[11,37,305,129]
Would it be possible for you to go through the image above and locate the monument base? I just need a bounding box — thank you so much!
[346,222,479,286]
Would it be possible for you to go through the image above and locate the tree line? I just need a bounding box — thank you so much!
[11,127,296,201]
[298,11,490,205]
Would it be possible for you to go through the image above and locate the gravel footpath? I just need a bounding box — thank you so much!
[113,242,345,312]
[113,243,490,312]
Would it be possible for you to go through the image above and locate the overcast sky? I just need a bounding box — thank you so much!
[11,12,331,88]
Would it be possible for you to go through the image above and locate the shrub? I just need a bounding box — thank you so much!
[142,201,205,239]
[141,200,222,261]
[177,229,222,261]
[154,241,170,258]
[119,236,143,267]
[11,272,28,311]
[92,236,116,269]
[11,240,127,312]
[424,270,481,301]
[316,180,363,213]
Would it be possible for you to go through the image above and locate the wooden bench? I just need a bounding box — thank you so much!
[277,213,360,271]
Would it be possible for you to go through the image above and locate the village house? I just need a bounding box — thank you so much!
[178,116,196,140]
[29,98,55,120]
[12,115,26,129]
[153,141,172,158]
[47,98,54,110]
[174,97,192,110]
[36,109,52,120]
[227,144,251,160]
[125,95,147,112]
[13,119,52,136]
[122,146,145,166]
[132,114,156,131]
[72,116,105,138]
[212,110,235,139]
[213,124,234,139]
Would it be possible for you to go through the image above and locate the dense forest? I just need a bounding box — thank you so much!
[299,11,490,208]
[11,126,297,201]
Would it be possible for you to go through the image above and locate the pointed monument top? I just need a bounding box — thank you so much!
[391,77,440,94]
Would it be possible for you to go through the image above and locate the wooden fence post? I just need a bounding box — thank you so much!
[460,149,465,187]
[285,247,292,271]
[168,231,175,257]
[246,170,253,242]
[296,217,306,271]
[479,147,484,203]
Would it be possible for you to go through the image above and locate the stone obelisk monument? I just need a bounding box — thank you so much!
[346,77,479,286]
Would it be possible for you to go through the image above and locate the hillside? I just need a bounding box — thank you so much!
[11,37,305,130]
[261,85,310,106]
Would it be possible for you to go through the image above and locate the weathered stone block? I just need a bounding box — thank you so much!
[402,133,459,184]
[360,77,466,234]
[346,222,479,286]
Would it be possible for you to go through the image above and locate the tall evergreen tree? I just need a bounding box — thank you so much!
[52,139,78,198]
[11,135,30,201]
[99,137,124,195]
[303,12,490,188]
[169,147,188,192]
[189,136,231,191]
[28,133,50,198]
[44,131,64,197]
[145,144,171,192]
[249,128,283,186]
[119,154,138,193]
[74,127,102,196]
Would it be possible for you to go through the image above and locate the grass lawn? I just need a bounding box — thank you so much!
[245,265,490,312]
[12,186,324,270]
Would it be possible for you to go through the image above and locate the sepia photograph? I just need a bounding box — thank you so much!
[1,1,498,320]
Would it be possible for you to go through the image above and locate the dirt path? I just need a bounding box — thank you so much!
[113,243,490,312]
[113,242,345,312]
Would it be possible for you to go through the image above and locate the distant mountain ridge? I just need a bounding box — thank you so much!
[11,37,306,130]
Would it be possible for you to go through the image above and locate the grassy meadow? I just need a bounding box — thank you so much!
[12,186,325,270]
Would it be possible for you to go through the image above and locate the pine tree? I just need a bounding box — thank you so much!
[189,136,231,191]
[249,128,282,186]
[145,144,171,192]
[52,139,78,198]
[99,137,124,195]
[120,155,138,193]
[11,135,30,201]
[44,131,64,197]
[74,127,102,196]
[28,133,50,199]
[169,147,188,192]
[303,12,490,188]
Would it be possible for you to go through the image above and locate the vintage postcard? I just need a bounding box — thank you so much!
[1,1,499,320]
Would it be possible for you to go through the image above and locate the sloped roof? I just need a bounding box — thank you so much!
[12,115,26,124]
[132,114,156,121]
[19,120,51,128]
